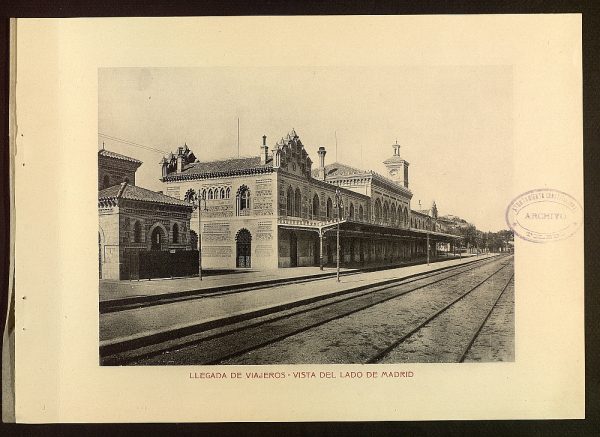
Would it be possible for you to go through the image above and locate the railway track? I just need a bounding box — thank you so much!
[101,255,475,314]
[366,265,514,363]
[113,254,513,365]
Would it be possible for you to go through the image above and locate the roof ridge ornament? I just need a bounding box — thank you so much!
[393,140,401,157]
[116,181,128,198]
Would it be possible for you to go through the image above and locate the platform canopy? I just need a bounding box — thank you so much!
[277,217,462,242]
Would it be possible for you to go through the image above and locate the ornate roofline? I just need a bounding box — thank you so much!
[297,175,371,201]
[370,172,412,196]
[98,197,193,210]
[325,170,412,198]
[162,166,275,182]
[98,183,193,209]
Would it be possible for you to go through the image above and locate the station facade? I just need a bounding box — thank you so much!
[161,129,460,270]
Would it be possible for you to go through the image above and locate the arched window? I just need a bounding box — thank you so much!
[404,209,409,227]
[133,221,142,243]
[383,202,389,223]
[312,194,320,219]
[103,175,110,189]
[225,187,231,199]
[274,150,281,167]
[201,189,207,200]
[150,226,165,251]
[358,205,364,221]
[286,187,294,216]
[294,188,302,217]
[208,189,214,200]
[237,185,251,215]
[397,205,402,226]
[172,223,179,243]
[220,188,225,199]
[374,199,382,222]
[326,197,333,219]
[123,217,130,243]
[349,203,354,220]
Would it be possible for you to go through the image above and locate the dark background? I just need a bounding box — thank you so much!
[0,1,598,436]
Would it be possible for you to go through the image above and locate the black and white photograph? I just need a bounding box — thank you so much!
[98,66,515,366]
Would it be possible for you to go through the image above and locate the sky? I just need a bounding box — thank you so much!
[99,67,513,232]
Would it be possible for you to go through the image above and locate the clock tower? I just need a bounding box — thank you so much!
[383,141,410,188]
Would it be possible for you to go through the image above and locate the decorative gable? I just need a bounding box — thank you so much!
[272,129,313,178]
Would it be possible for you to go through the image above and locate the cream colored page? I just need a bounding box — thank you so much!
[14,16,582,422]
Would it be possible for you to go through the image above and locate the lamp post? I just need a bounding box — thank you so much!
[334,188,344,282]
[193,189,208,280]
[426,230,430,265]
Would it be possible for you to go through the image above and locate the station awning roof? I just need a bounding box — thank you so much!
[277,217,462,241]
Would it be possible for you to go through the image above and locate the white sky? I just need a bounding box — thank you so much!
[99,66,513,232]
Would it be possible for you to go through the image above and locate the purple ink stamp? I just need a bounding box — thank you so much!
[506,188,583,243]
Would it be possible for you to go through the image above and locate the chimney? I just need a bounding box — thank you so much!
[402,161,409,188]
[260,135,268,165]
[176,147,184,173]
[317,146,327,180]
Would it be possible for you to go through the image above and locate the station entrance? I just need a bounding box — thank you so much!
[236,228,252,268]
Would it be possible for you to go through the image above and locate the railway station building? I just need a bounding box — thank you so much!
[160,129,460,270]
[98,149,195,280]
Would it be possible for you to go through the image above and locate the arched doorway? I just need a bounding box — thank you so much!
[290,232,298,267]
[236,228,252,268]
[150,226,165,250]
[327,240,334,264]
[359,239,365,264]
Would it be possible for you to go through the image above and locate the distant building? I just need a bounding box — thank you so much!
[160,129,460,270]
[98,150,194,280]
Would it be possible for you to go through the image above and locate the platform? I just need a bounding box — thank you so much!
[100,254,492,351]
[99,254,475,303]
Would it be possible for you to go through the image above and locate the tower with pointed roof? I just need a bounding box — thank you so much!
[383,141,410,189]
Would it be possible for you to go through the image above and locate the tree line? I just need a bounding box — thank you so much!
[455,225,514,253]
